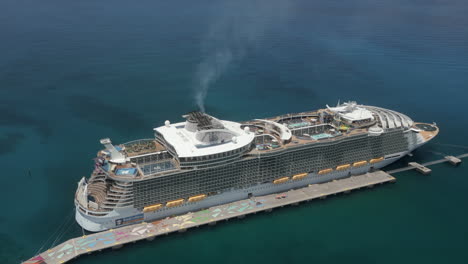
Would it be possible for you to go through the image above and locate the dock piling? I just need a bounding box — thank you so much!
[112,244,123,250]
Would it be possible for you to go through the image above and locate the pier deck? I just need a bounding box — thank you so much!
[445,155,462,166]
[24,170,395,264]
[408,162,432,174]
[387,153,468,174]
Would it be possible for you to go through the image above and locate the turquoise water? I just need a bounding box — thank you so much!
[1,0,468,263]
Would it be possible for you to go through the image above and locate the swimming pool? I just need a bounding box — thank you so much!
[311,133,334,140]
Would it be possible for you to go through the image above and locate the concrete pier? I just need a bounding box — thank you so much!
[408,162,432,174]
[445,156,462,166]
[24,170,395,264]
[387,153,467,174]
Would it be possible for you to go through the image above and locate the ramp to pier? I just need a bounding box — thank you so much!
[24,171,395,264]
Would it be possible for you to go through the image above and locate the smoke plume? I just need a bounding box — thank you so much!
[193,0,291,112]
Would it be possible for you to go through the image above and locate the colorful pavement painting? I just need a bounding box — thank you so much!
[23,255,45,264]
[26,198,268,263]
[185,199,266,224]
[43,242,75,262]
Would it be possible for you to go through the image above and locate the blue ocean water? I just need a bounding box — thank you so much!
[1,0,467,263]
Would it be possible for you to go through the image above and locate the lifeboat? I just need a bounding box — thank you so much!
[370,157,384,164]
[292,173,308,180]
[318,168,333,175]
[166,199,184,208]
[273,177,289,184]
[188,194,207,203]
[336,164,351,171]
[353,161,368,167]
[143,203,162,213]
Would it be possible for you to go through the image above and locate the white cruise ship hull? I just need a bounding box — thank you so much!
[76,150,408,232]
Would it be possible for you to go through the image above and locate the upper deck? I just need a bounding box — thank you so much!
[243,110,371,156]
[124,139,166,157]
[91,102,430,182]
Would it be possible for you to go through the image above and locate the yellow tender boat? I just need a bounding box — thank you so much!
[353,161,368,167]
[292,173,308,180]
[166,199,184,208]
[188,194,207,203]
[143,203,162,213]
[336,164,351,171]
[318,168,333,175]
[273,177,289,184]
[370,157,384,164]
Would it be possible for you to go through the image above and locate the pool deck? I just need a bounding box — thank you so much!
[24,170,395,264]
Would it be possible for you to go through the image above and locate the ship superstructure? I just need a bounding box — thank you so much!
[75,102,438,231]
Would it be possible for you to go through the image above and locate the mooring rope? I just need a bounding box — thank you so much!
[51,216,76,248]
[434,143,468,150]
[34,208,75,256]
[425,150,448,157]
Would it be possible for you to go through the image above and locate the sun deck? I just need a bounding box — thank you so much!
[247,128,368,155]
[244,109,370,155]
[123,139,166,157]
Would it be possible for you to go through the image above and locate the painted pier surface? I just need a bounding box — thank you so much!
[24,171,395,264]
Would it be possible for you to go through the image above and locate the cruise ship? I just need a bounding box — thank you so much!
[75,102,438,231]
